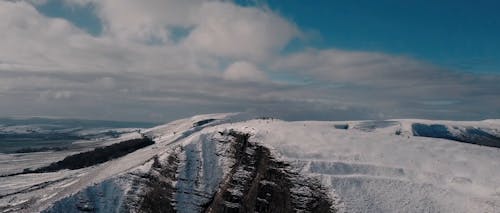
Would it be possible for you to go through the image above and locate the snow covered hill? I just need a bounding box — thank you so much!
[1,113,500,212]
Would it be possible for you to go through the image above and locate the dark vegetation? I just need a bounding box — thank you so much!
[412,123,500,148]
[25,137,154,173]
[193,119,217,127]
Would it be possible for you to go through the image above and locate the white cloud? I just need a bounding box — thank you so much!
[87,0,201,43]
[0,1,80,71]
[223,61,268,82]
[272,49,440,85]
[0,0,298,73]
[183,1,299,61]
[64,0,299,62]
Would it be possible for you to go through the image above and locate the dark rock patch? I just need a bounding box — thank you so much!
[334,124,349,130]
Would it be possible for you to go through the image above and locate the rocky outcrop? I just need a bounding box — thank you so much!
[137,151,180,213]
[204,131,334,213]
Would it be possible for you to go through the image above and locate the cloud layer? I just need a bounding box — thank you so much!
[0,0,498,122]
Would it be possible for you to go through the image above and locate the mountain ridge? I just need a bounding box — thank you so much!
[1,113,500,212]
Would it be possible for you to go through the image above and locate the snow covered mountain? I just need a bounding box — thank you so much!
[1,113,500,212]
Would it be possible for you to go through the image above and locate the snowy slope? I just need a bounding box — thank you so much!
[1,113,500,212]
[220,119,500,212]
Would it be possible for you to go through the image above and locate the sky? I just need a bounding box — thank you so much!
[0,0,499,122]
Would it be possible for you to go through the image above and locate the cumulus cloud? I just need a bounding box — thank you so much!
[0,0,498,122]
[87,0,200,43]
[223,61,268,82]
[184,1,299,61]
[65,0,299,61]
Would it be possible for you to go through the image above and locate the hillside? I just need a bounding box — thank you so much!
[1,113,500,212]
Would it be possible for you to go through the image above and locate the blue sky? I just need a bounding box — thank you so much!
[36,0,102,35]
[0,0,499,122]
[259,0,500,73]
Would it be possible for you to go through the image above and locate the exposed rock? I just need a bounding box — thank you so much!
[137,150,180,213]
[204,130,335,213]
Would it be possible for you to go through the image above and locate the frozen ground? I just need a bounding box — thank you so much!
[1,113,500,212]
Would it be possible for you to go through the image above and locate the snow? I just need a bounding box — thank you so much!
[212,119,500,212]
[1,113,500,212]
[173,130,240,213]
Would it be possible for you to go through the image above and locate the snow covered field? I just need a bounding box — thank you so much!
[1,113,500,212]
